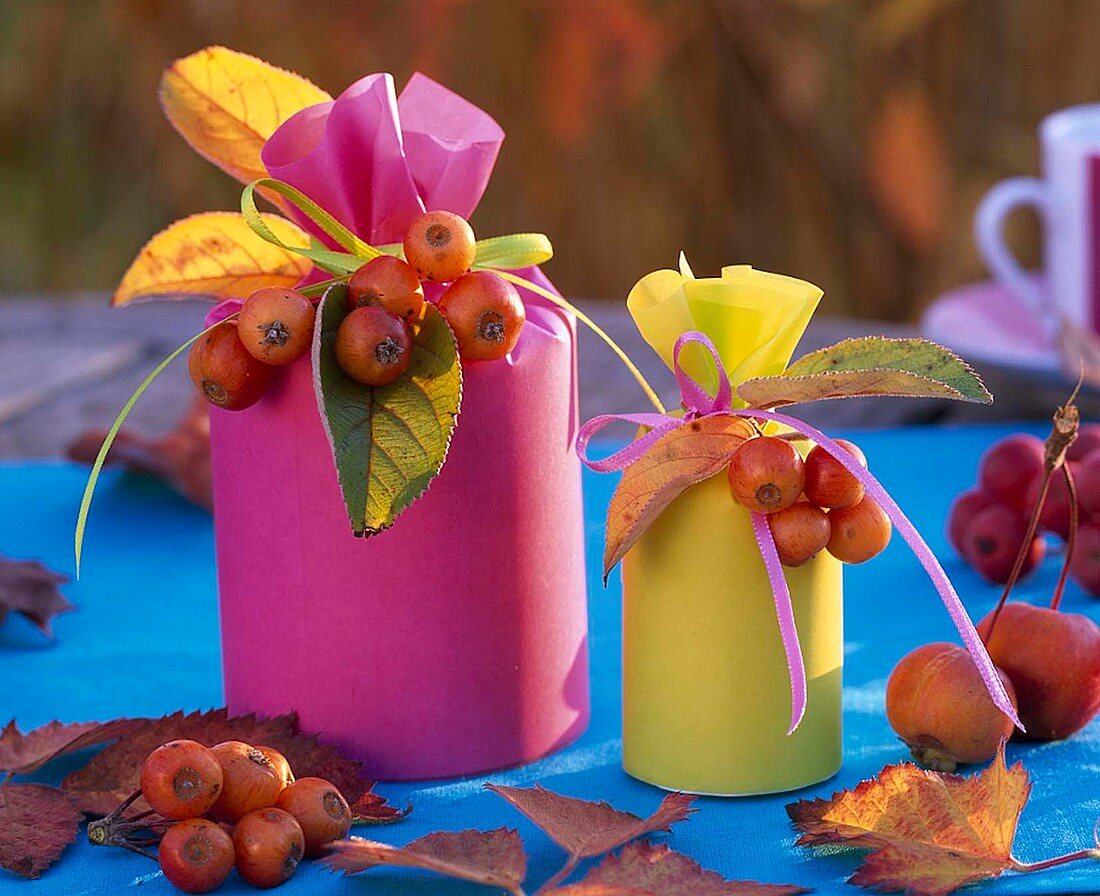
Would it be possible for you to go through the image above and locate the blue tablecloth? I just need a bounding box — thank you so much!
[4,423,1099,895]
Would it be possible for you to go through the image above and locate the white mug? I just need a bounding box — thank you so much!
[976,104,1100,334]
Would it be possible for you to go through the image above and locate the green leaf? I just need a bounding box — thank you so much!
[314,283,462,536]
[473,233,553,270]
[738,336,992,409]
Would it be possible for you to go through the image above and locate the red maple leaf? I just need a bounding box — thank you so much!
[0,719,141,776]
[0,555,73,638]
[324,828,527,895]
[0,784,83,879]
[552,841,809,895]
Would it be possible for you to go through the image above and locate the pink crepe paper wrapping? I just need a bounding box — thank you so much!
[208,73,590,779]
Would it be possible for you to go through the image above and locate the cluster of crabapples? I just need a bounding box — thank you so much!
[188,210,526,410]
[135,739,351,892]
[884,428,1100,772]
[948,427,1100,591]
[726,434,891,567]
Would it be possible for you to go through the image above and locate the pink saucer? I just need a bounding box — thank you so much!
[920,276,1059,373]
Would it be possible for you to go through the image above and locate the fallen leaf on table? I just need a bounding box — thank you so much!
[488,784,695,884]
[0,555,73,639]
[324,828,526,895]
[0,719,141,776]
[67,397,212,510]
[787,743,1099,895]
[327,784,802,895]
[61,709,398,819]
[0,784,82,878]
[602,415,753,578]
[261,728,405,823]
[552,841,809,895]
[350,790,411,824]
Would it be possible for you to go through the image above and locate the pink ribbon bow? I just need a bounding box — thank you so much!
[576,331,1021,736]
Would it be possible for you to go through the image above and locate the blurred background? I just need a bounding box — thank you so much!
[1,0,1089,316]
[3,0,1100,473]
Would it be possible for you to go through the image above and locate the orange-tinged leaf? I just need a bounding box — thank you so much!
[488,785,696,861]
[787,743,1030,896]
[602,415,753,578]
[159,46,330,186]
[323,828,526,894]
[113,212,312,306]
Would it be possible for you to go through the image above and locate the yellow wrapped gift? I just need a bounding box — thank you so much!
[621,257,840,795]
[577,255,1015,796]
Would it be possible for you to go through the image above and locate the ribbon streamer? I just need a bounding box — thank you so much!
[751,510,808,734]
[576,330,1023,735]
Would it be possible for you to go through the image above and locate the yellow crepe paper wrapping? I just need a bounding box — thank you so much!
[622,258,843,795]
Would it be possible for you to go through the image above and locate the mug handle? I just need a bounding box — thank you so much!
[974,177,1049,315]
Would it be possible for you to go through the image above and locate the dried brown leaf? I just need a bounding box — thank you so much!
[0,719,141,776]
[0,784,82,879]
[66,397,212,510]
[260,727,397,819]
[350,790,411,825]
[553,841,808,895]
[488,784,695,861]
[0,556,73,638]
[61,709,396,818]
[324,828,526,894]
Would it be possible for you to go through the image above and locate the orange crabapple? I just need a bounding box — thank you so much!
[402,210,476,282]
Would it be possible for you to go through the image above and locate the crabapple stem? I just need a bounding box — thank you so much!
[984,466,1052,641]
[104,788,143,821]
[1010,847,1100,873]
[1051,462,1079,611]
[87,788,169,858]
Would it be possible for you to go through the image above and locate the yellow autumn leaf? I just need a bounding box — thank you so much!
[113,212,312,306]
[159,46,331,185]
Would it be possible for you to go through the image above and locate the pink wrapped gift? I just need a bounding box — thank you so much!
[208,73,589,779]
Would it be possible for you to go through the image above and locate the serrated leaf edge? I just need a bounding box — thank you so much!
[601,416,751,579]
[311,287,463,537]
[778,336,992,403]
[738,367,987,409]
